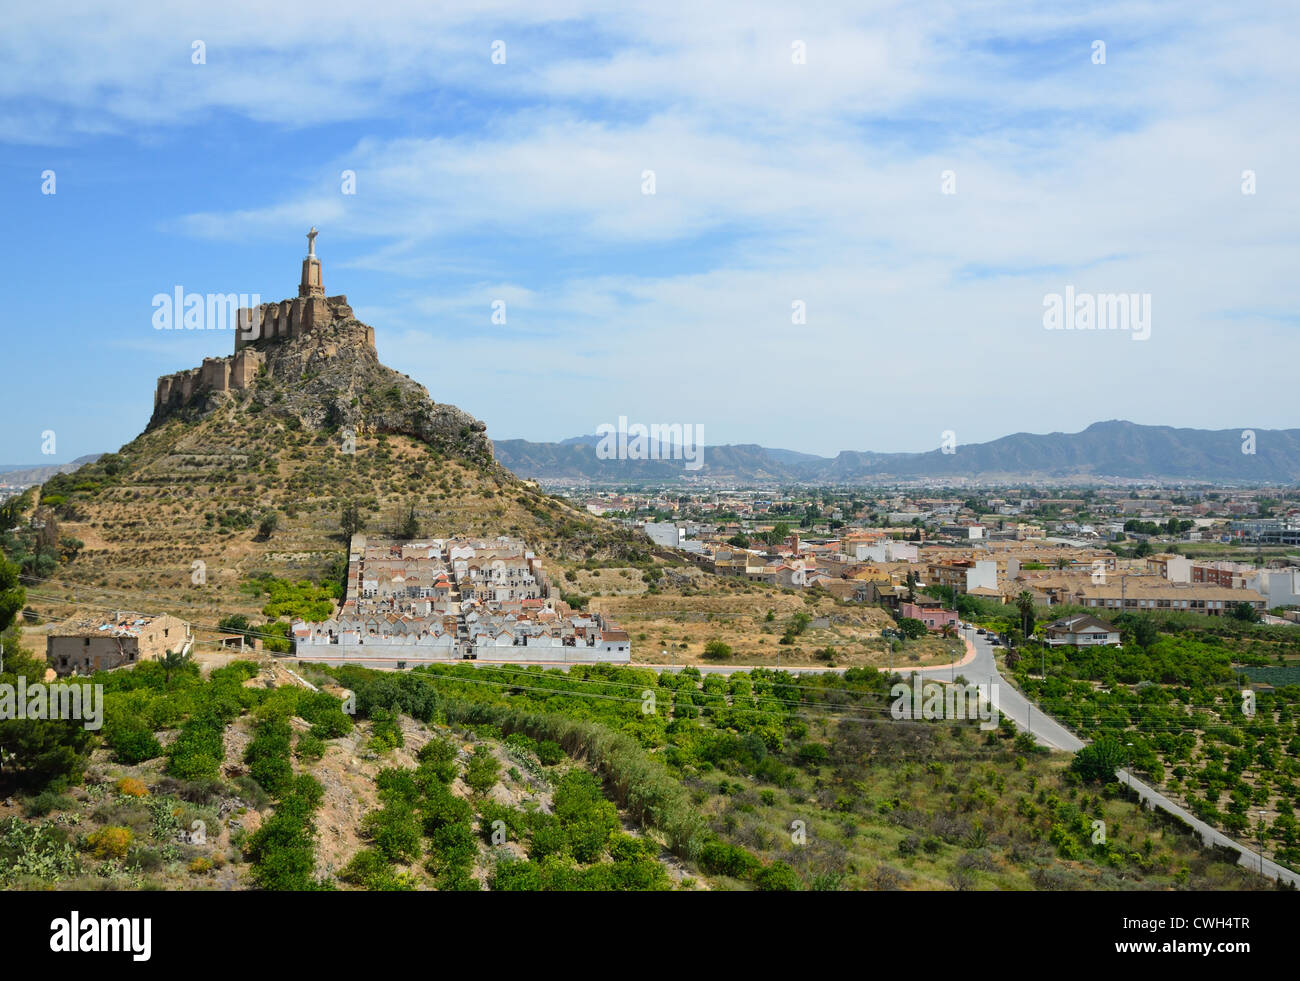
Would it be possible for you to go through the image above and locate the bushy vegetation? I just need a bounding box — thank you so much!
[241,572,341,622]
[308,655,1273,890]
[1004,616,1300,870]
[244,774,328,890]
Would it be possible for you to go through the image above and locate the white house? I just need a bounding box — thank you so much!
[1043,614,1121,647]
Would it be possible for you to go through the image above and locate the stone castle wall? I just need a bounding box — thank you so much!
[152,242,371,430]
[155,292,364,413]
[154,348,265,413]
[234,294,355,352]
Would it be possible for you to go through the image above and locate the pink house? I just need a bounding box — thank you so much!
[900,601,958,632]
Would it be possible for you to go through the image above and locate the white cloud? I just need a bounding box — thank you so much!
[4,0,1297,453]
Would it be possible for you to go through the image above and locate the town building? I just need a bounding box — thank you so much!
[292,535,630,667]
[1043,614,1121,647]
[46,612,192,676]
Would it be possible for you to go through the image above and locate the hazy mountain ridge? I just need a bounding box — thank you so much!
[0,455,103,485]
[493,421,1300,483]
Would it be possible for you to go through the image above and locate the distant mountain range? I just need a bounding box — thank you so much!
[0,455,102,486]
[492,422,1300,484]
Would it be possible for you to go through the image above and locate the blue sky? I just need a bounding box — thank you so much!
[2,0,1298,462]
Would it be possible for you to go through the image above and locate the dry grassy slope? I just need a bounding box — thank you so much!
[586,587,956,668]
[37,393,641,624]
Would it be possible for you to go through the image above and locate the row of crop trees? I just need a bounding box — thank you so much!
[1000,611,1300,868]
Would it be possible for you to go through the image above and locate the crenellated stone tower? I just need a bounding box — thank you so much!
[232,229,369,354]
[153,230,377,424]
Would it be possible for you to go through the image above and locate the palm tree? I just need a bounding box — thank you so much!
[1015,590,1036,638]
[160,648,191,683]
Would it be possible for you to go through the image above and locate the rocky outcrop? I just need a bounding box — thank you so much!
[148,297,492,462]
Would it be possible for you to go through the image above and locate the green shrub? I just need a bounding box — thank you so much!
[244,715,294,798]
[340,848,411,891]
[166,714,226,781]
[362,801,422,863]
[22,790,75,818]
[536,740,565,766]
[1071,737,1126,785]
[295,732,325,761]
[107,722,164,765]
[369,708,404,752]
[420,782,473,835]
[698,840,760,878]
[244,775,325,891]
[702,640,733,661]
[754,860,802,891]
[464,746,500,795]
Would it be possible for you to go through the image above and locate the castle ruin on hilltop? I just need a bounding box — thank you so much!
[152,230,375,413]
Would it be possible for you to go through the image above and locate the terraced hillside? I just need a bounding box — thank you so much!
[21,354,642,630]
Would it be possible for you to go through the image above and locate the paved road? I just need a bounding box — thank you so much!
[910,630,1082,751]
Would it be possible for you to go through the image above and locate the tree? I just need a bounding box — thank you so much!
[754,860,802,891]
[761,522,791,547]
[1015,590,1036,638]
[257,511,279,541]
[0,554,24,634]
[160,648,191,683]
[401,504,420,539]
[726,534,750,548]
[1231,602,1261,623]
[1118,613,1158,648]
[702,640,732,661]
[1070,737,1127,784]
[464,746,501,794]
[905,571,918,603]
[0,639,92,790]
[896,617,927,639]
[340,501,365,541]
[57,537,84,563]
[218,614,253,643]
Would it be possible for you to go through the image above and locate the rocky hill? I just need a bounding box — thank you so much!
[148,295,493,461]
[25,258,641,624]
